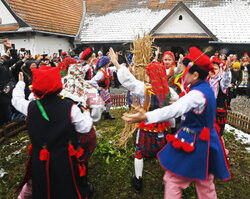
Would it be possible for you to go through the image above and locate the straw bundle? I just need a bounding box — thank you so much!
[117,34,154,149]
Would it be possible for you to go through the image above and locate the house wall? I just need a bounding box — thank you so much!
[2,33,72,56]
[33,34,72,56]
[0,1,17,24]
[155,8,206,34]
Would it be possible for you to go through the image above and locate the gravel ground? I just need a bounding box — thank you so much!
[109,86,127,95]
[231,95,250,117]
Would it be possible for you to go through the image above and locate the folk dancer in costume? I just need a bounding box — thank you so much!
[88,56,117,120]
[208,57,231,136]
[109,47,179,193]
[16,63,104,199]
[154,48,183,133]
[79,47,96,81]
[61,63,105,183]
[12,66,94,199]
[122,47,231,199]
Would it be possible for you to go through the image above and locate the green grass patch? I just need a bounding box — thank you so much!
[0,109,249,198]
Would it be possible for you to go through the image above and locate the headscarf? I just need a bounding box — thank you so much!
[161,51,176,79]
[146,62,171,107]
[96,56,110,71]
[161,51,175,67]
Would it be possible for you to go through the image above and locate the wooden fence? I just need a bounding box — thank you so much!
[111,94,127,106]
[0,120,26,143]
[227,111,250,133]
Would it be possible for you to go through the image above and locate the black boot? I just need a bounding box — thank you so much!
[103,111,115,120]
[131,174,142,193]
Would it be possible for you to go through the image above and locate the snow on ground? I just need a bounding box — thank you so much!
[111,105,129,110]
[225,124,250,152]
[0,168,7,178]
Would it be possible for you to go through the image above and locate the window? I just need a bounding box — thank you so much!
[179,15,183,20]
[159,0,166,3]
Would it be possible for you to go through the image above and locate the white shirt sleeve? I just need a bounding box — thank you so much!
[169,87,179,101]
[117,66,145,97]
[89,104,105,122]
[11,81,30,116]
[220,71,232,94]
[88,71,104,90]
[71,104,93,133]
[145,90,206,124]
[109,66,118,74]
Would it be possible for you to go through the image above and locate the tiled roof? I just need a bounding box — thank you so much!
[81,0,250,43]
[0,25,19,32]
[5,0,83,36]
[85,0,242,15]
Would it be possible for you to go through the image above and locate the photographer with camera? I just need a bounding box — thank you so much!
[0,39,19,126]
[36,54,56,68]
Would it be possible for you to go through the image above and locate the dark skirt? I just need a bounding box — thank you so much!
[135,129,168,159]
[77,127,97,163]
[216,109,227,136]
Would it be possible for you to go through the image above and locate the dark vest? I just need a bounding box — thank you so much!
[27,96,89,199]
[216,80,227,109]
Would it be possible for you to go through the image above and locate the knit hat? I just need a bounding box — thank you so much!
[232,62,241,69]
[79,47,93,61]
[32,65,62,99]
[186,47,214,72]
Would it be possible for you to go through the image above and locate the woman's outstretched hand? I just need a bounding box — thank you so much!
[122,106,147,123]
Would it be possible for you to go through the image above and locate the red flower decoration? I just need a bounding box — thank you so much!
[172,138,182,149]
[40,148,50,161]
[68,144,77,157]
[27,144,32,155]
[165,121,171,128]
[158,123,163,132]
[139,121,145,129]
[76,147,85,159]
[166,134,175,142]
[78,164,86,177]
[199,127,210,141]
[182,142,195,153]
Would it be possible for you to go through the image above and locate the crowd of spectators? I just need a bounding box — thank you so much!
[0,38,249,126]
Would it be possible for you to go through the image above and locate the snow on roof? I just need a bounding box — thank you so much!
[81,8,169,43]
[80,1,250,43]
[192,1,250,43]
